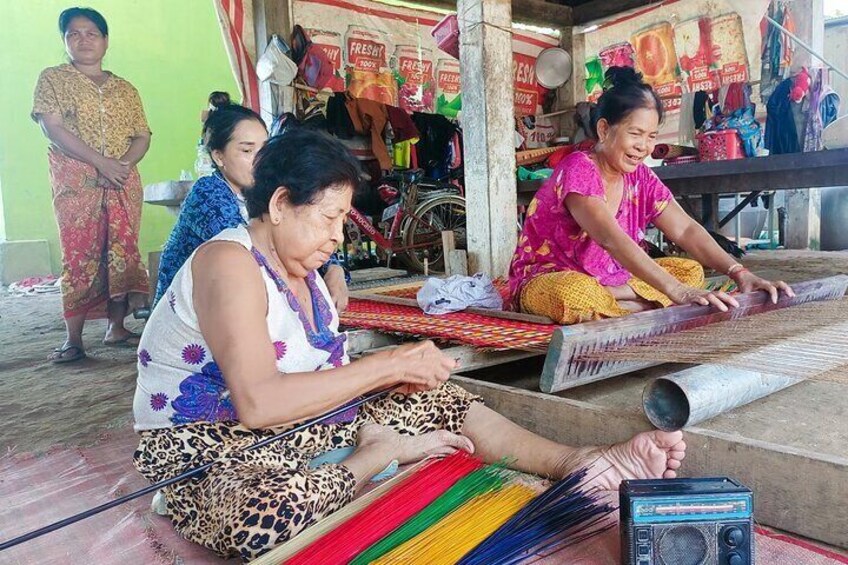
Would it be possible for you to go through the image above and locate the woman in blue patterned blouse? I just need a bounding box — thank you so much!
[154,92,349,310]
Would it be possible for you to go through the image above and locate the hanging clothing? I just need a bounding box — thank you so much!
[820,84,841,128]
[765,77,800,155]
[411,112,457,177]
[345,96,392,170]
[693,91,711,129]
[760,4,793,103]
[449,133,463,169]
[723,82,750,114]
[386,105,420,143]
[803,68,825,152]
[780,6,796,73]
[678,91,697,145]
[392,140,413,168]
[326,93,355,139]
[507,151,675,309]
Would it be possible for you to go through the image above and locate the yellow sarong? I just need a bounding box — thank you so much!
[520,257,704,325]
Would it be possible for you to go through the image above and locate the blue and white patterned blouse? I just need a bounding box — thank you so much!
[135,226,353,431]
[154,174,345,306]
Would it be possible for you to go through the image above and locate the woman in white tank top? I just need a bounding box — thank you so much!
[132,128,688,561]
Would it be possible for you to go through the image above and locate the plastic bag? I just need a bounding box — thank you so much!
[256,34,298,85]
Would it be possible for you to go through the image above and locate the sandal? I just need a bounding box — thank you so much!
[49,344,87,364]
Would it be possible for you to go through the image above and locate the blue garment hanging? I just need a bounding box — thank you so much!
[765,78,800,155]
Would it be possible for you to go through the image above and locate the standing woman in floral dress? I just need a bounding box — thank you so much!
[32,7,152,363]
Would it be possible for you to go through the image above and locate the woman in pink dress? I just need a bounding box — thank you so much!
[510,67,792,324]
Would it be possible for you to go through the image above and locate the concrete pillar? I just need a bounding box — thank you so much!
[785,0,824,250]
[458,0,518,277]
[785,188,822,249]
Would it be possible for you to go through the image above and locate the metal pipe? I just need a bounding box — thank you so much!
[735,193,742,245]
[642,365,801,431]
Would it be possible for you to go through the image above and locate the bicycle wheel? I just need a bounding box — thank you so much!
[401,194,466,273]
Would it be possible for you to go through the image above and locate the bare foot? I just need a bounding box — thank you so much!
[554,430,687,491]
[618,299,656,313]
[103,326,139,346]
[357,424,475,465]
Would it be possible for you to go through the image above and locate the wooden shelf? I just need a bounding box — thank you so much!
[517,148,848,200]
[654,148,848,195]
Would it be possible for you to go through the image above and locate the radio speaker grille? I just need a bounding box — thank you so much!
[657,524,714,565]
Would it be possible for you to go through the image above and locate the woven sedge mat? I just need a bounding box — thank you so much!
[340,298,555,351]
[3,427,846,565]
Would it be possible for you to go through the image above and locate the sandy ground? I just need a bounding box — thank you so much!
[0,291,144,453]
[2,249,848,454]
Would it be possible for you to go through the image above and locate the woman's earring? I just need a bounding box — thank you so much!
[272,216,281,225]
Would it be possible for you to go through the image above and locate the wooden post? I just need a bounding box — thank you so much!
[785,0,824,250]
[457,0,518,278]
[441,230,456,277]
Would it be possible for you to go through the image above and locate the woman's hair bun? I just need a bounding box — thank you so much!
[208,91,232,111]
[604,67,645,91]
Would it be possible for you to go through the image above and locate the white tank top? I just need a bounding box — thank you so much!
[133,226,351,431]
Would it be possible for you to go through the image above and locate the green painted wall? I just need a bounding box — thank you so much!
[0,0,239,272]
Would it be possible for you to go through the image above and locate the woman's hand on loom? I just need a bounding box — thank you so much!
[732,270,795,304]
[380,340,457,395]
[666,284,739,312]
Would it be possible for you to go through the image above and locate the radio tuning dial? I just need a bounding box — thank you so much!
[724,526,745,546]
[727,552,744,565]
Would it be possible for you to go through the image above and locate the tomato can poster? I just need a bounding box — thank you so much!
[292,0,558,117]
[580,0,769,113]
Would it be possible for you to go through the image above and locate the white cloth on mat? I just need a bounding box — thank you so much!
[416,273,503,315]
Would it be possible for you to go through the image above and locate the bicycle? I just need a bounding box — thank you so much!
[343,169,466,274]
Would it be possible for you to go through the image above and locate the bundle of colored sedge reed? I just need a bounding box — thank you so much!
[284,450,483,565]
[456,466,616,565]
[350,463,514,564]
[371,483,537,565]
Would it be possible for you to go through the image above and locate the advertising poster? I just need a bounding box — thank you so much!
[580,0,769,115]
[674,17,720,92]
[293,0,559,117]
[631,21,682,111]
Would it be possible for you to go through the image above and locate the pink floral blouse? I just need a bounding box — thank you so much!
[508,151,673,305]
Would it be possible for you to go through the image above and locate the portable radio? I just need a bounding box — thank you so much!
[620,477,754,565]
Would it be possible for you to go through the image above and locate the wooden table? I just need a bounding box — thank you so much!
[517,148,848,231]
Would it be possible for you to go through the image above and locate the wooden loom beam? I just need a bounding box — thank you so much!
[540,275,848,393]
[347,329,541,373]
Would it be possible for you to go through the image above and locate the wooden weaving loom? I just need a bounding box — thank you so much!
[344,275,848,393]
